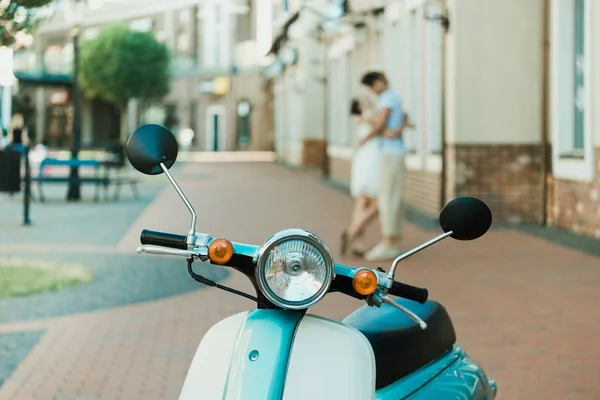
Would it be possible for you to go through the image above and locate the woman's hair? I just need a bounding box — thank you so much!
[350,98,362,115]
[361,71,387,87]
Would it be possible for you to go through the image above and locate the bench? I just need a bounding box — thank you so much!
[100,142,140,201]
[31,158,109,202]
[100,160,140,201]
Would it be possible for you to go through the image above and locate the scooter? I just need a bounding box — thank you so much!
[126,124,498,400]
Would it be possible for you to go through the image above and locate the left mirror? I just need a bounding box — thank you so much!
[126,124,179,175]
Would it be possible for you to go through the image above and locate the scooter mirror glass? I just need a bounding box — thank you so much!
[126,124,178,175]
[439,197,492,241]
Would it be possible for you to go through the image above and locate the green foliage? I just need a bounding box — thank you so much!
[0,0,54,47]
[78,24,170,107]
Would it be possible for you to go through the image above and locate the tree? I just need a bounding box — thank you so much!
[0,0,54,47]
[78,24,170,141]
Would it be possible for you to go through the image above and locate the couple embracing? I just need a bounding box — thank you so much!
[341,71,413,262]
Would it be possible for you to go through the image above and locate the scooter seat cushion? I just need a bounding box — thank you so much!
[341,298,456,389]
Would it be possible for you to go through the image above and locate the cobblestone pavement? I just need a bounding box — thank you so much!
[0,160,600,399]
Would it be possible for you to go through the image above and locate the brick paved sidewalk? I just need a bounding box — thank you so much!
[1,161,599,399]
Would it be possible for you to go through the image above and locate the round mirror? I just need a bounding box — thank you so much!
[126,124,178,175]
[439,197,492,241]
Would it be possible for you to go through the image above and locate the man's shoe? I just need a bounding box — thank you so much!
[364,243,403,262]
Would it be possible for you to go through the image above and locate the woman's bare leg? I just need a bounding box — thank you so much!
[348,196,368,236]
[349,197,378,239]
[342,196,368,255]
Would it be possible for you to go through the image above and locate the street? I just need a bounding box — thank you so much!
[0,160,599,399]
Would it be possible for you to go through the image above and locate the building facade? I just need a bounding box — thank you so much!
[267,0,331,167]
[13,0,275,151]
[270,0,600,239]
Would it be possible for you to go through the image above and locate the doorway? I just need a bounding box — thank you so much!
[237,99,252,149]
[205,105,226,151]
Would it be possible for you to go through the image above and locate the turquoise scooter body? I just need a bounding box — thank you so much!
[126,123,498,400]
[232,306,497,399]
[188,245,498,400]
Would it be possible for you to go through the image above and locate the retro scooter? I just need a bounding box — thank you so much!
[126,124,498,400]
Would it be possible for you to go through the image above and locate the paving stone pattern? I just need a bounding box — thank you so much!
[0,161,599,399]
[0,330,45,388]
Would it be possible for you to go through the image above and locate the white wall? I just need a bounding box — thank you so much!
[594,3,600,147]
[446,0,544,145]
[298,9,326,141]
[273,0,328,165]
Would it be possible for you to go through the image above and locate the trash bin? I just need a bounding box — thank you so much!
[0,149,22,193]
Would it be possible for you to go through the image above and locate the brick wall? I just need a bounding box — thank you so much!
[548,149,600,238]
[405,169,442,215]
[302,139,326,168]
[446,144,544,223]
[327,152,442,215]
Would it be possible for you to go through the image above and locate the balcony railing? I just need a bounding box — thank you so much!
[14,48,264,81]
[14,49,72,77]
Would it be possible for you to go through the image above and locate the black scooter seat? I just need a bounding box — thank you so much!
[342,298,456,389]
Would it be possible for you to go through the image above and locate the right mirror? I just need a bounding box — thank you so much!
[439,197,492,241]
[126,124,179,175]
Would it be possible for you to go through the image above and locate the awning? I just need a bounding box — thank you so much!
[267,11,300,56]
[15,72,72,87]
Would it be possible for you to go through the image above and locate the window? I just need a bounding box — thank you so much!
[572,0,584,153]
[44,44,70,75]
[425,2,442,154]
[205,105,226,151]
[177,9,192,55]
[403,10,420,153]
[202,2,230,69]
[327,59,337,144]
[551,0,594,181]
[327,56,351,147]
[129,18,153,32]
[341,56,350,146]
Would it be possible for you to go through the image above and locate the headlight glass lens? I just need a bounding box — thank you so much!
[256,230,334,310]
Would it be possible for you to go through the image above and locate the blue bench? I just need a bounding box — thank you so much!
[31,158,109,202]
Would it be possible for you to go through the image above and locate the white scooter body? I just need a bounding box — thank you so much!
[179,311,376,400]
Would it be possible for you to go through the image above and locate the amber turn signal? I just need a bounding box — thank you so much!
[352,269,378,296]
[208,238,234,265]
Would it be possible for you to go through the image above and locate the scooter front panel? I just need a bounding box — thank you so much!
[222,309,303,399]
[179,311,249,400]
[283,315,376,400]
[179,309,303,400]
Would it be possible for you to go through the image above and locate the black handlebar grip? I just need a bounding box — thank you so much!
[140,229,187,250]
[389,281,429,304]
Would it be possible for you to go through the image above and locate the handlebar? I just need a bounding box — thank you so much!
[137,230,429,305]
[140,229,187,250]
[389,281,428,304]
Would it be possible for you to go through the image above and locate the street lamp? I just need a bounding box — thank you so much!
[65,0,83,201]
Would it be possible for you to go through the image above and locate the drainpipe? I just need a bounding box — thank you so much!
[540,0,551,226]
[322,38,330,178]
[439,1,449,209]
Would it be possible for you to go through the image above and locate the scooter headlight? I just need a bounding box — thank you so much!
[255,229,334,310]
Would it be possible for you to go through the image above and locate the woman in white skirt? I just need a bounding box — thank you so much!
[341,98,381,256]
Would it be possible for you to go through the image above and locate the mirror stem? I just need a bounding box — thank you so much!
[387,231,453,280]
[160,163,197,245]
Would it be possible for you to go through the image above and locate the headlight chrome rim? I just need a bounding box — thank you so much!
[255,229,334,310]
